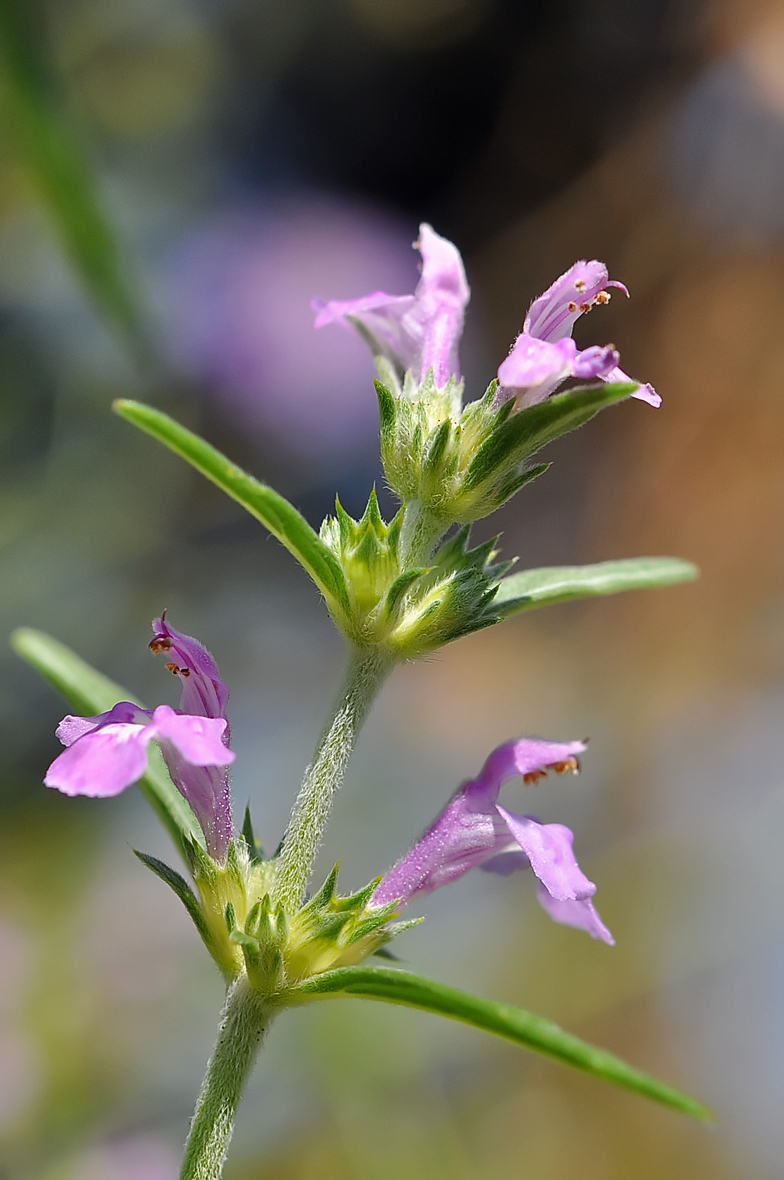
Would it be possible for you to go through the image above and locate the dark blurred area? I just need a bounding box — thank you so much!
[4,0,784,1177]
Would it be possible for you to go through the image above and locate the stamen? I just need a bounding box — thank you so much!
[574,279,587,292]
[549,757,580,775]
[568,301,578,312]
[524,756,580,785]
[150,637,172,654]
[165,661,191,678]
[595,290,611,304]
[580,302,591,314]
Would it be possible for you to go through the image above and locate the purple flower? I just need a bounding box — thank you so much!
[497,259,661,410]
[313,223,470,387]
[45,620,236,861]
[372,737,614,944]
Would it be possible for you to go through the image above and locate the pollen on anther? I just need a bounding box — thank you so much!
[523,769,547,785]
[150,637,172,653]
[595,290,611,304]
[579,302,591,314]
[574,279,587,292]
[165,661,181,675]
[568,301,578,312]
[550,757,580,776]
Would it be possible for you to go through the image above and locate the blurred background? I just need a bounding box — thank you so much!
[1,0,784,1176]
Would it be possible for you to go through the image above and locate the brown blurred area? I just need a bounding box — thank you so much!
[4,0,784,1177]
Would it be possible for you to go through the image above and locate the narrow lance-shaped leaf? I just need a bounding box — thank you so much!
[134,850,212,944]
[289,967,711,1120]
[0,1,147,356]
[113,400,350,614]
[10,627,203,855]
[494,557,699,617]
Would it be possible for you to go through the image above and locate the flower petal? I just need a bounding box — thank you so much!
[495,809,596,902]
[497,337,577,407]
[524,260,623,343]
[604,364,661,407]
[150,617,230,722]
[55,702,151,748]
[313,224,468,386]
[479,849,530,876]
[371,788,503,906]
[159,750,233,863]
[150,705,233,767]
[572,343,620,380]
[414,223,470,385]
[45,722,153,797]
[474,737,587,802]
[535,884,615,945]
[373,736,586,907]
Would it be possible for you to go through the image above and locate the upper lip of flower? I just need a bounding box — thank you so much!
[371,736,614,945]
[313,222,470,387]
[150,614,231,725]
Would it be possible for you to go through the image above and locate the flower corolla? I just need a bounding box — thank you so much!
[372,737,614,944]
[313,223,469,388]
[45,618,236,861]
[497,260,660,409]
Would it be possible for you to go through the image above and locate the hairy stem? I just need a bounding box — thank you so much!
[398,499,447,567]
[273,646,393,911]
[180,978,271,1180]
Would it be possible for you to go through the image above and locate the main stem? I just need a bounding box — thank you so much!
[180,978,271,1180]
[398,499,447,567]
[272,645,393,911]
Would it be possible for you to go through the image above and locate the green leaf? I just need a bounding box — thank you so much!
[11,627,203,855]
[289,967,710,1120]
[494,557,699,616]
[465,383,635,490]
[374,379,396,438]
[0,2,147,356]
[113,400,350,613]
[241,805,264,864]
[134,850,211,944]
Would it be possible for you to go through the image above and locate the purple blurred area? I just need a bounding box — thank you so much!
[162,196,416,463]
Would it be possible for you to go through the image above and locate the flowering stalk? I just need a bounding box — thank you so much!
[179,978,272,1180]
[12,220,710,1180]
[273,645,393,912]
[397,498,448,567]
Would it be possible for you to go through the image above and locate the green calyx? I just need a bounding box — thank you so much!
[137,831,277,982]
[319,489,404,626]
[319,491,510,657]
[137,835,414,1001]
[376,375,637,525]
[237,864,417,997]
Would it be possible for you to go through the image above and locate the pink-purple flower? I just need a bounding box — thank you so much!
[497,260,661,409]
[315,226,658,413]
[45,619,236,861]
[313,223,470,387]
[372,737,614,944]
